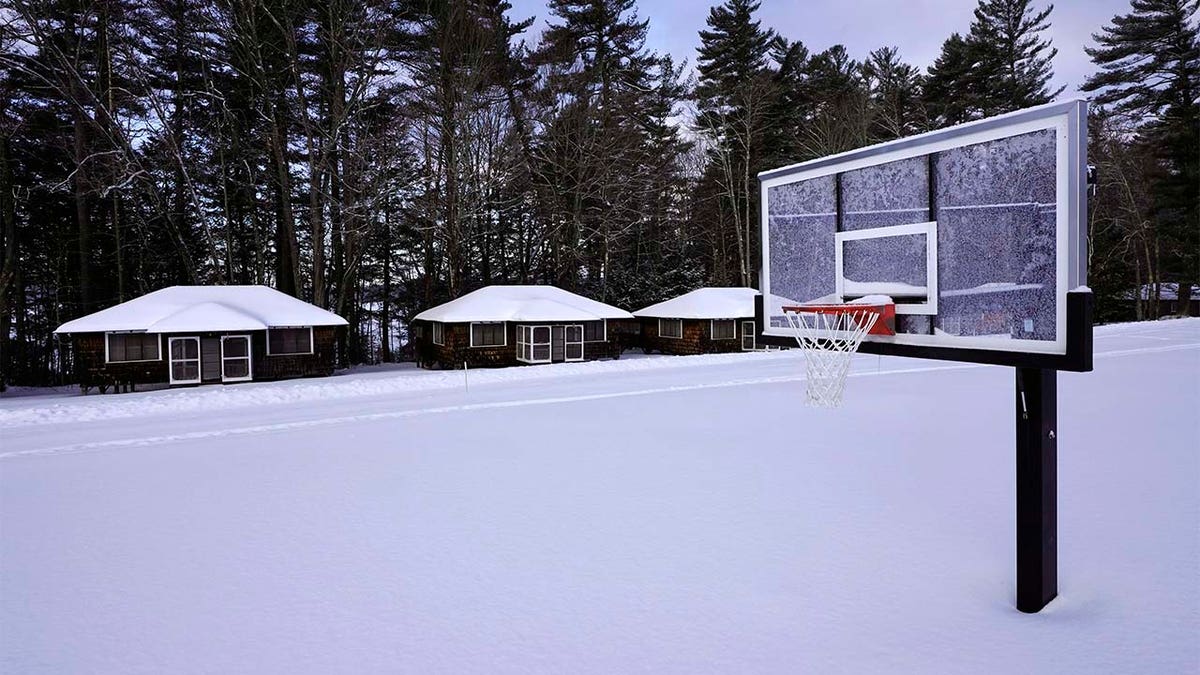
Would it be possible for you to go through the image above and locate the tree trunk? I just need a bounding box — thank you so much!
[380,197,392,363]
[1176,283,1194,317]
[74,113,91,314]
[0,136,15,391]
[1134,255,1144,321]
[268,105,300,297]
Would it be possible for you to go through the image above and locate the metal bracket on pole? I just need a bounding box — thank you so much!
[1015,367,1058,613]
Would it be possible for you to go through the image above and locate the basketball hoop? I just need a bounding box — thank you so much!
[782,300,895,407]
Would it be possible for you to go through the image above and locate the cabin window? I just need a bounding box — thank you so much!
[432,322,444,345]
[268,327,312,355]
[412,324,424,339]
[470,322,506,347]
[659,318,682,339]
[106,333,161,363]
[711,319,736,340]
[582,320,606,342]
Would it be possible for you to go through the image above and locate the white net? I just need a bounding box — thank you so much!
[784,307,881,408]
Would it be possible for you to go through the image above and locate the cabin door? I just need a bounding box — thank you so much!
[741,321,756,351]
[551,326,565,362]
[220,335,253,383]
[200,337,222,382]
[168,337,201,385]
[564,325,584,362]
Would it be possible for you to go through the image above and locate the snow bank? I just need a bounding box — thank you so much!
[0,350,800,429]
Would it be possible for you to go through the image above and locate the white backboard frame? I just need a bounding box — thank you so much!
[759,99,1088,358]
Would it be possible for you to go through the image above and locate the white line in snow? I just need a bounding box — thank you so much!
[4,341,1195,462]
[0,364,977,461]
[1093,333,1176,341]
[1090,343,1200,358]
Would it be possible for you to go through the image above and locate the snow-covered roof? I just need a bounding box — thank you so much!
[633,288,763,319]
[54,286,348,334]
[414,285,634,323]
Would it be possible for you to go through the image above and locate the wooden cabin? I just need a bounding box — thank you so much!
[411,285,635,369]
[54,286,347,392]
[1119,283,1198,320]
[634,288,763,355]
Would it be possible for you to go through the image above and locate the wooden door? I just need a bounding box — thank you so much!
[551,326,565,362]
[201,337,221,382]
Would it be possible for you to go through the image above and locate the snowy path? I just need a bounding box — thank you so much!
[2,320,1198,673]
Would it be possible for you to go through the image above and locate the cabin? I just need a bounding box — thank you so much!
[411,285,635,369]
[54,285,348,392]
[634,287,763,355]
[1118,283,1198,320]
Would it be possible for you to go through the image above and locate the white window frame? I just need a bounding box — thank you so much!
[167,336,201,385]
[710,319,737,340]
[469,321,507,348]
[741,321,756,351]
[104,331,163,364]
[431,322,444,346]
[266,326,315,356]
[834,221,939,315]
[564,324,584,362]
[659,318,682,339]
[220,335,253,383]
[516,325,551,364]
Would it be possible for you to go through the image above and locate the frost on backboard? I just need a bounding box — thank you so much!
[766,127,1058,343]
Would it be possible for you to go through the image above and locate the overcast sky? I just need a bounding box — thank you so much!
[507,0,1132,98]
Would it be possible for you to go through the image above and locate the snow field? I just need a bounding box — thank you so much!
[1,319,1197,673]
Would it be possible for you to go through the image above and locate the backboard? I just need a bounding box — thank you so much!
[757,99,1092,371]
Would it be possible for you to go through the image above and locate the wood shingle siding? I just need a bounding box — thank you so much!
[638,317,753,355]
[413,320,629,369]
[70,326,340,392]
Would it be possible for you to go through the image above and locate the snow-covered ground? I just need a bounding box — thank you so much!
[2,319,1198,673]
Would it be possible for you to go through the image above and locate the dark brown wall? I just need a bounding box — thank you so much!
[639,317,752,355]
[253,326,338,380]
[73,333,167,387]
[70,326,339,389]
[413,320,626,369]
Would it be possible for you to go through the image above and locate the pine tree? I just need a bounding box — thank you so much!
[532,0,656,297]
[801,45,870,156]
[693,0,776,287]
[764,37,811,166]
[967,0,1063,114]
[606,55,697,310]
[861,47,925,141]
[1083,0,1199,313]
[134,0,224,288]
[924,1,1061,127]
[695,0,775,123]
[924,33,983,126]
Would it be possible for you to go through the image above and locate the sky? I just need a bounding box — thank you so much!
[506,0,1134,98]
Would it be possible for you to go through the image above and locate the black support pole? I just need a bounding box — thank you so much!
[1015,367,1058,613]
